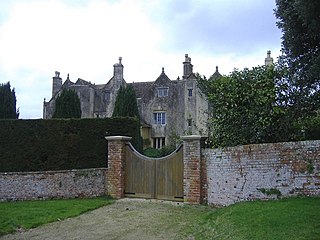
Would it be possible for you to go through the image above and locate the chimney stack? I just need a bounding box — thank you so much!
[183,54,193,79]
[52,71,62,97]
[113,57,124,80]
[265,50,274,66]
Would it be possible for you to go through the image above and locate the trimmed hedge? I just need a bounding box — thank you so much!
[0,117,141,172]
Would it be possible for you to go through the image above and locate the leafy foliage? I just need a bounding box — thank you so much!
[0,82,19,119]
[198,66,290,147]
[143,148,162,158]
[53,89,81,118]
[275,0,320,84]
[275,0,320,126]
[143,145,176,158]
[258,188,282,197]
[198,1,320,147]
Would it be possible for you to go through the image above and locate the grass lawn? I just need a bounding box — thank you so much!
[0,196,319,239]
[186,197,320,240]
[0,196,114,236]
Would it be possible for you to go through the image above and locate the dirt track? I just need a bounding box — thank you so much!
[1,198,205,240]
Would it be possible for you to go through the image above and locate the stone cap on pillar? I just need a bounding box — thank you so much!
[105,136,132,141]
[181,135,202,141]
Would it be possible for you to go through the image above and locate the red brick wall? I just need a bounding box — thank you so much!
[105,136,132,199]
[182,135,202,204]
[203,140,320,206]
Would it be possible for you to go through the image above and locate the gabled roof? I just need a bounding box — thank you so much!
[211,66,222,79]
[154,68,171,86]
[75,78,91,86]
[184,72,197,80]
[61,74,74,88]
[104,76,126,89]
[129,68,174,100]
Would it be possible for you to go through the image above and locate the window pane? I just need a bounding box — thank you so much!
[162,113,166,124]
[153,112,166,125]
[157,88,168,97]
[154,113,157,124]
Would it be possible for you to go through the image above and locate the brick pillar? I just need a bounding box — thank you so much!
[182,135,202,204]
[105,136,132,199]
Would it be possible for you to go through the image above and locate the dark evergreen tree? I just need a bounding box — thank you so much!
[275,0,320,118]
[0,82,19,119]
[112,85,140,119]
[52,89,81,118]
[112,84,142,151]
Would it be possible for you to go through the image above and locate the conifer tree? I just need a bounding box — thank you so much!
[52,89,81,118]
[112,85,140,119]
[275,0,320,117]
[0,82,19,119]
[112,84,142,151]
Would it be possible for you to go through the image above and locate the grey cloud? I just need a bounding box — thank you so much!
[150,0,281,55]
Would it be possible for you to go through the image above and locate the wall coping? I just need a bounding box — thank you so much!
[0,167,108,176]
[105,136,132,141]
[202,139,320,152]
[181,135,202,141]
[0,168,107,176]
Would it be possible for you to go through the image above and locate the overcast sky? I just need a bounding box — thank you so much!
[0,0,282,119]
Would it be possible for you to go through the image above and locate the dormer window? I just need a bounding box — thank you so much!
[157,87,168,97]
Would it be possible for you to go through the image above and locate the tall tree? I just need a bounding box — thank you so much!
[52,89,81,118]
[0,82,19,119]
[112,84,140,119]
[112,84,142,151]
[275,0,320,117]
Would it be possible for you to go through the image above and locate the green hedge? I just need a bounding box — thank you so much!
[0,117,142,172]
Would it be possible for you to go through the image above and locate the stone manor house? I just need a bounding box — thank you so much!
[43,52,273,149]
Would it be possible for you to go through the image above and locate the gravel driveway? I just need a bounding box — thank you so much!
[1,198,203,240]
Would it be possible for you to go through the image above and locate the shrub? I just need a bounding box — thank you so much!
[0,117,141,172]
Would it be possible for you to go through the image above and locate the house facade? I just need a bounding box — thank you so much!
[43,52,273,149]
[43,54,214,149]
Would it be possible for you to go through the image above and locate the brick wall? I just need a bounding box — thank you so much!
[182,135,202,204]
[1,138,319,205]
[203,140,320,206]
[105,136,132,199]
[0,168,107,201]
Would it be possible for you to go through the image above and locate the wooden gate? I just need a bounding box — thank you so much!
[124,143,183,201]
